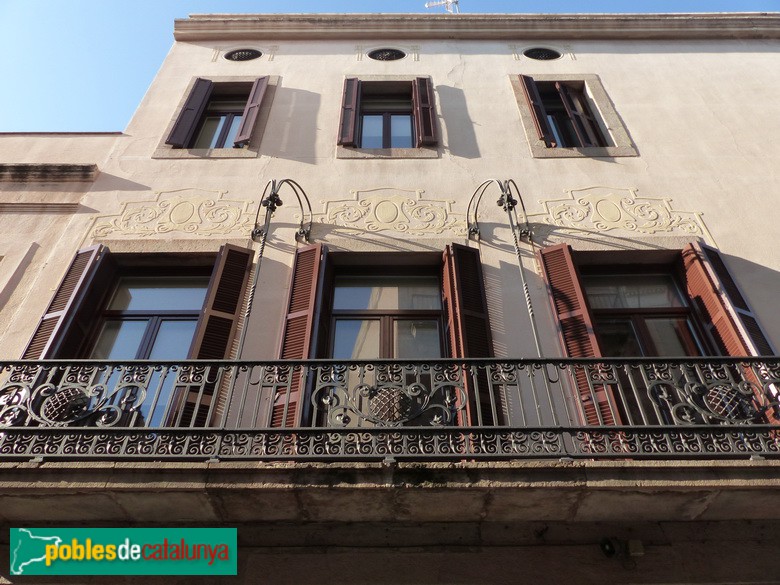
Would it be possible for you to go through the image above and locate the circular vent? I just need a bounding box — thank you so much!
[368,48,406,61]
[225,49,262,62]
[523,47,562,61]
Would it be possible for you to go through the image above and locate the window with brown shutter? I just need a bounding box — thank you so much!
[165,77,271,150]
[22,245,253,427]
[337,77,438,154]
[276,245,502,427]
[539,243,776,425]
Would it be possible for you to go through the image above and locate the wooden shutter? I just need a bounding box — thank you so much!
[22,245,114,359]
[165,78,213,148]
[682,243,775,357]
[413,77,438,147]
[274,244,325,427]
[519,75,556,147]
[234,76,269,147]
[538,244,619,425]
[182,244,253,426]
[337,78,361,146]
[443,244,502,425]
[556,82,601,148]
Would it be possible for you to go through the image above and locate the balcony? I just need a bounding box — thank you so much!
[1,357,778,461]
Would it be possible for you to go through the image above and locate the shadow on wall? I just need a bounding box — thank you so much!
[263,86,321,164]
[436,85,481,159]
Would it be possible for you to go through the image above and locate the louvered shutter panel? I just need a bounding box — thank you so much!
[22,245,112,359]
[695,243,776,356]
[234,76,269,147]
[682,243,772,357]
[519,75,556,148]
[182,244,253,426]
[165,78,213,148]
[443,244,502,425]
[337,78,361,146]
[555,82,601,148]
[413,77,438,147]
[274,244,324,427]
[538,244,620,425]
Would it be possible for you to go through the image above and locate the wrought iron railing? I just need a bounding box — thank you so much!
[0,358,778,460]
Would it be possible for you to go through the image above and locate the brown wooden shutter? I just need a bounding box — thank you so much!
[337,78,361,146]
[165,78,213,148]
[538,244,619,425]
[413,77,438,147]
[443,244,502,425]
[234,76,269,147]
[682,243,774,357]
[181,244,253,426]
[519,75,556,148]
[556,82,601,148]
[274,244,325,427]
[22,245,114,359]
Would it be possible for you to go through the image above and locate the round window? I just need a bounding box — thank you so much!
[225,49,263,62]
[367,48,406,61]
[523,48,562,61]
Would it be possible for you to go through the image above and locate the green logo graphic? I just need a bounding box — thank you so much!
[10,528,237,576]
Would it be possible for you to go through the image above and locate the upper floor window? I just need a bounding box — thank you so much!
[337,77,438,158]
[157,77,274,158]
[512,74,638,158]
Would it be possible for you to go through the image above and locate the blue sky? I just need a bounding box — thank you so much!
[1,0,777,132]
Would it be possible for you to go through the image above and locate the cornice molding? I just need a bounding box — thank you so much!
[174,13,780,42]
[0,164,98,183]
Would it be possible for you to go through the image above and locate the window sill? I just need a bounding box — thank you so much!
[336,146,439,159]
[152,147,259,160]
[529,144,638,158]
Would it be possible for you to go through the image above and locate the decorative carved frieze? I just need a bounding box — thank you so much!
[530,186,711,238]
[91,188,253,239]
[316,188,467,237]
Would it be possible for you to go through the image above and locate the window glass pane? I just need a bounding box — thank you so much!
[360,115,383,148]
[390,115,413,148]
[595,318,644,357]
[333,320,381,359]
[223,114,243,147]
[645,317,702,357]
[148,320,200,360]
[192,116,226,149]
[394,320,441,359]
[334,276,441,310]
[108,277,209,311]
[90,319,148,359]
[583,275,686,309]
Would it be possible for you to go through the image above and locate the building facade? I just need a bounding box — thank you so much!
[1,12,780,584]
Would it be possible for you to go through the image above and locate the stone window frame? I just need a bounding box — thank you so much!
[153,75,278,160]
[336,75,439,160]
[510,73,637,158]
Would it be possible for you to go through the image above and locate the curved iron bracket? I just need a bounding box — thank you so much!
[251,178,313,243]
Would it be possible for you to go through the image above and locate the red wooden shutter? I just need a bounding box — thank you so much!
[22,245,113,359]
[538,244,619,425]
[682,243,774,357]
[519,75,556,148]
[188,244,253,360]
[181,244,253,426]
[556,82,601,147]
[698,243,776,356]
[274,244,325,427]
[337,78,361,146]
[443,244,502,425]
[165,78,213,148]
[234,76,269,147]
[413,77,438,147]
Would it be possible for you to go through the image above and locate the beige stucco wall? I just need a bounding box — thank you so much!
[0,16,778,361]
